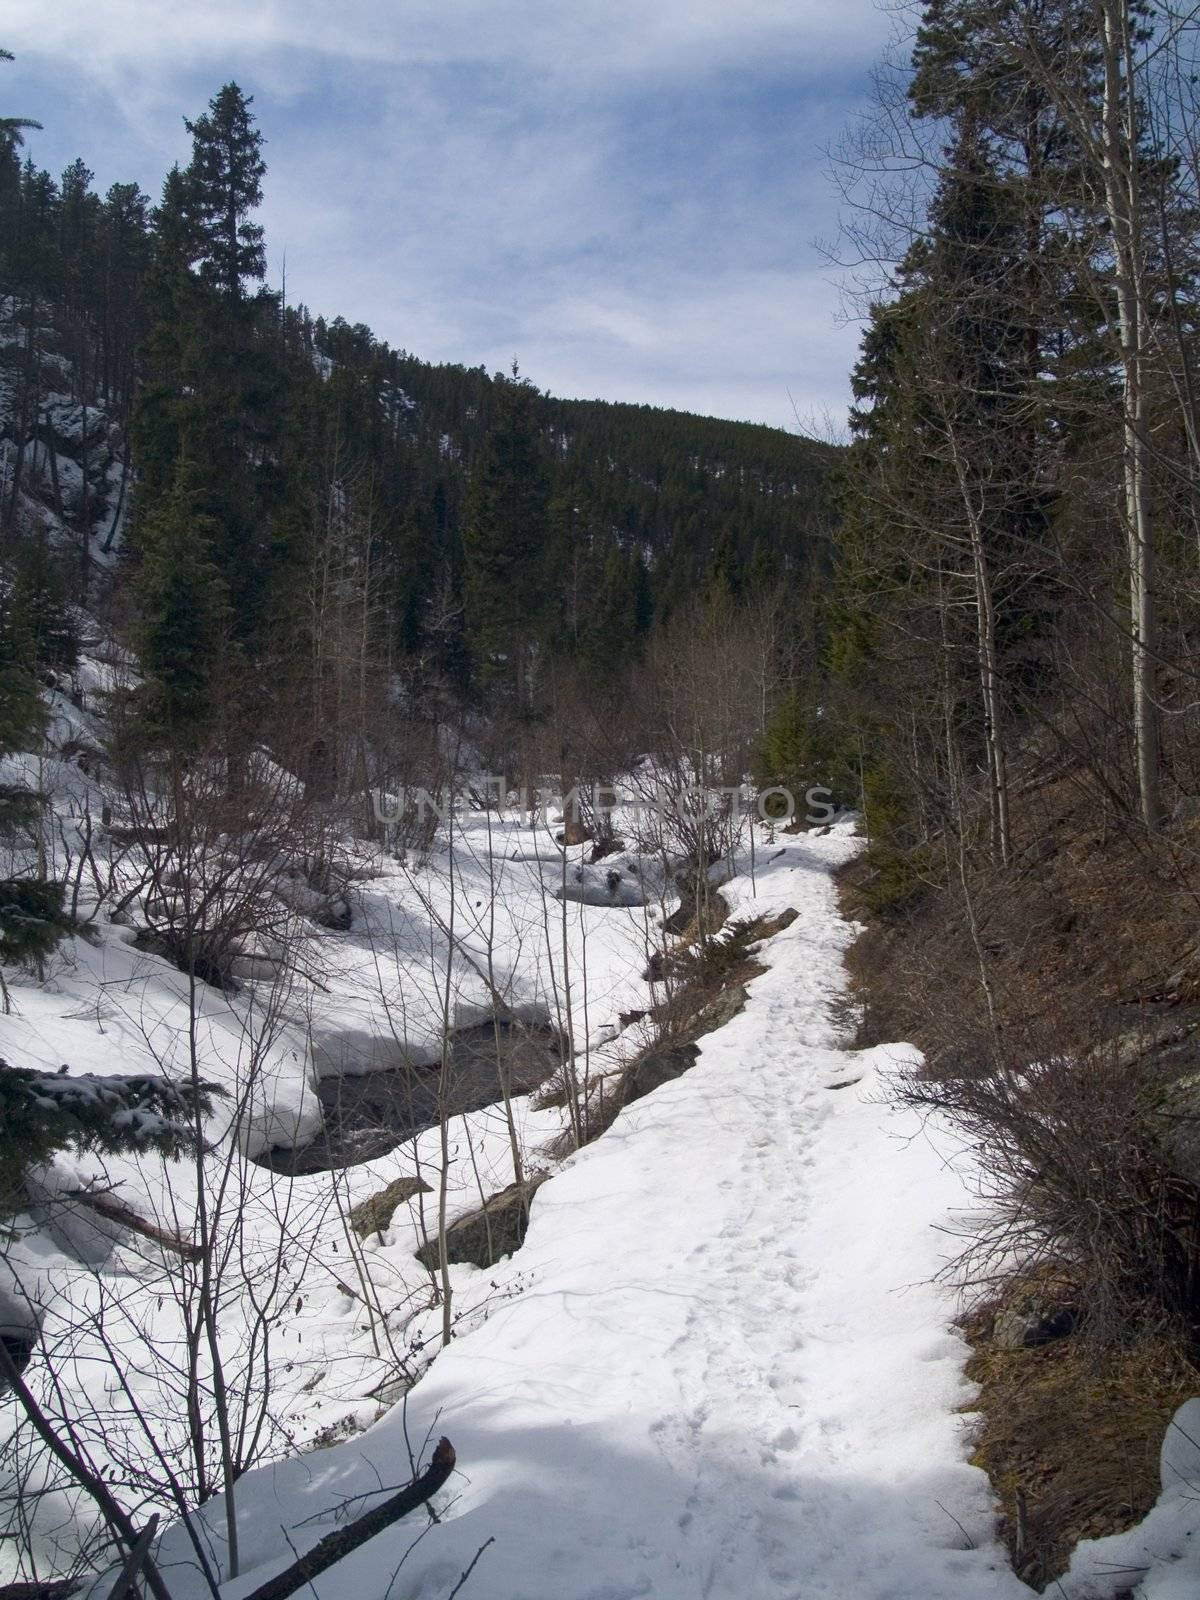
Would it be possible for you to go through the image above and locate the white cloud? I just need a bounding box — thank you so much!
[7,0,891,426]
[8,0,886,83]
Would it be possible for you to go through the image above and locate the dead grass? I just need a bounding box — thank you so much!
[963,1280,1198,1590]
[841,755,1200,1588]
[840,763,1200,1063]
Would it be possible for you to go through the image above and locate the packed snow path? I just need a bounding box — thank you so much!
[157,822,1032,1600]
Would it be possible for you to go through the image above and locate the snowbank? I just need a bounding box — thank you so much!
[147,822,1037,1600]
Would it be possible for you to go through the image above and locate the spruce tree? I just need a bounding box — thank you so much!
[0,1065,213,1209]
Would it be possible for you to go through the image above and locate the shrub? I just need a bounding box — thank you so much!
[899,1043,1200,1341]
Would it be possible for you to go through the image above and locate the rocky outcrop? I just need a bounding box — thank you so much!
[622,1042,700,1104]
[349,1175,432,1238]
[991,1294,1076,1351]
[415,1176,547,1271]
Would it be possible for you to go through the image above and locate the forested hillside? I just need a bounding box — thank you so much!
[0,69,836,760]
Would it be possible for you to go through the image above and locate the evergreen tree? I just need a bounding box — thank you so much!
[12,538,78,673]
[0,48,41,156]
[463,372,551,710]
[132,467,229,746]
[130,165,203,516]
[183,82,266,301]
[0,578,72,973]
[0,577,43,824]
[0,1064,213,1208]
[580,539,637,675]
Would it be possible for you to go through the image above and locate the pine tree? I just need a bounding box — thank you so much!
[0,48,41,157]
[463,371,551,710]
[12,538,78,673]
[130,165,203,516]
[183,82,266,301]
[132,88,287,667]
[0,577,44,837]
[0,578,72,974]
[132,467,230,747]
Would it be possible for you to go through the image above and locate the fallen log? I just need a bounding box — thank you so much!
[242,1438,456,1600]
[66,1191,203,1262]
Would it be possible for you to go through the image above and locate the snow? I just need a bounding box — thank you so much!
[1160,1398,1200,1493]
[0,716,670,1575]
[137,821,1038,1600]
[6,739,1199,1596]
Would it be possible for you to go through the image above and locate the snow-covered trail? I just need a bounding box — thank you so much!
[169,822,1031,1600]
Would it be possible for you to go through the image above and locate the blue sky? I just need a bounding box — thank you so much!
[4,1,896,430]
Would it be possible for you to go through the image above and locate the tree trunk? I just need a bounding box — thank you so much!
[1097,0,1162,829]
[949,431,1011,866]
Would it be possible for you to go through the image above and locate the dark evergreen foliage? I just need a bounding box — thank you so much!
[0,1063,216,1204]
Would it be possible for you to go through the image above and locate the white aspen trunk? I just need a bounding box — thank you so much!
[948,433,1012,866]
[1097,0,1163,829]
[435,797,459,1349]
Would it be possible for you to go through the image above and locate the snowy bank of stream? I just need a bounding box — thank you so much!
[141,820,1041,1600]
[11,810,1200,1599]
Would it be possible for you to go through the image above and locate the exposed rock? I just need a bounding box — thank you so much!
[992,1295,1076,1351]
[350,1175,432,1238]
[416,1176,548,1270]
[754,907,798,940]
[622,973,753,1108]
[622,1042,699,1104]
[694,981,753,1035]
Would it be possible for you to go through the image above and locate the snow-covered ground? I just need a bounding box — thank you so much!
[7,783,1200,1597]
[202,825,1036,1600]
[131,821,1032,1600]
[0,769,670,1575]
[140,819,1200,1600]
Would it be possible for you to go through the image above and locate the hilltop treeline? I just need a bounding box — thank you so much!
[0,67,836,758]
